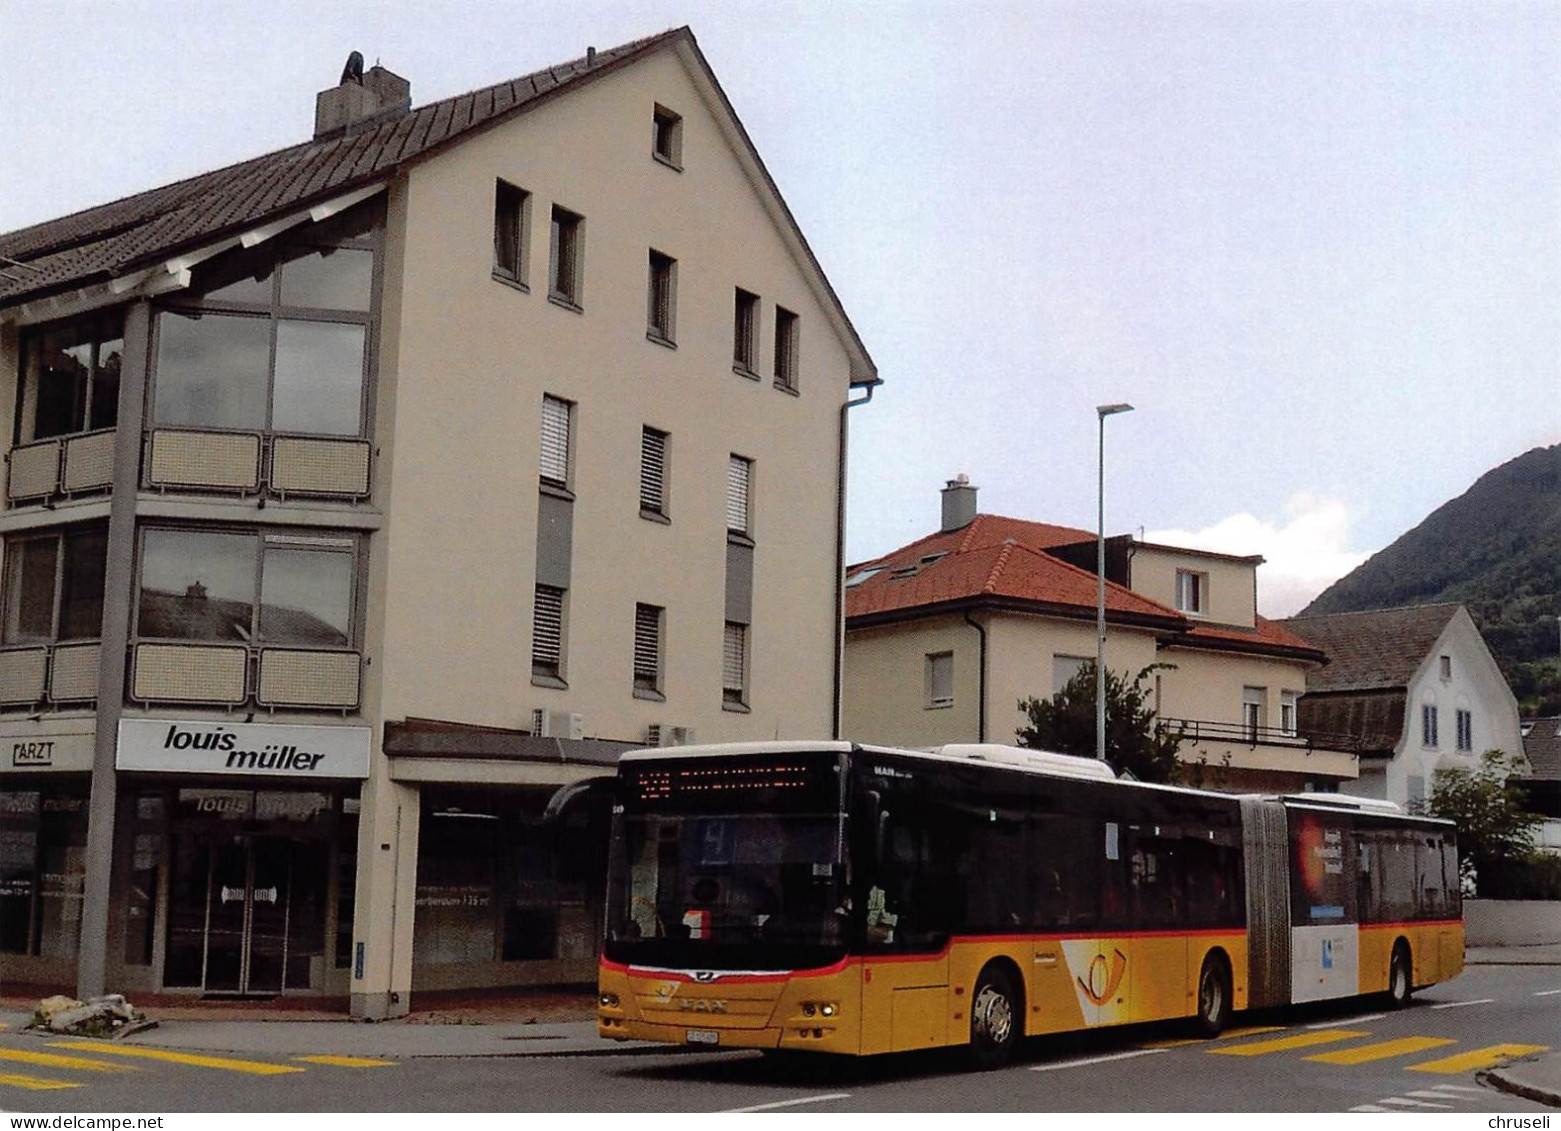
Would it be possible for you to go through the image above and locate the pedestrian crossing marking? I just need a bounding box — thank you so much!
[0,1048,136,1073]
[1306,1036,1455,1065]
[1214,1025,1287,1041]
[48,1041,304,1075]
[1407,1044,1549,1075]
[293,1055,395,1067]
[0,1071,79,1091]
[1379,1096,1452,1109]
[1210,1029,1370,1056]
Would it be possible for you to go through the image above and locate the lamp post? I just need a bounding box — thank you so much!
[1096,403,1134,763]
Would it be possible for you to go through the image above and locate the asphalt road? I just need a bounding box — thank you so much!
[2,964,1556,1113]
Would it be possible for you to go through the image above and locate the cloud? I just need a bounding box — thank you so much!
[1144,493,1370,619]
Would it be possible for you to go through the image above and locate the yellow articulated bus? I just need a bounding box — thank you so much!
[597,741,1463,1068]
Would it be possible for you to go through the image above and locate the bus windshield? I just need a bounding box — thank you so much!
[604,811,848,969]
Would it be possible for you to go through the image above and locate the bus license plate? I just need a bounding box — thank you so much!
[686,1029,720,1045]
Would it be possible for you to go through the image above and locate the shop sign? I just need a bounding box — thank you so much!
[117,720,371,779]
[4,732,94,773]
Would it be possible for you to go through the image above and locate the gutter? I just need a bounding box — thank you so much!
[964,610,989,742]
[833,378,880,738]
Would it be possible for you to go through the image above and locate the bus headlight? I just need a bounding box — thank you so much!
[599,992,620,1008]
[820,1003,836,1017]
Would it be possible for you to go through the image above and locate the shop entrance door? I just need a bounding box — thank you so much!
[203,836,293,996]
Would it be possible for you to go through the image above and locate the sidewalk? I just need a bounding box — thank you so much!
[0,946,1556,1104]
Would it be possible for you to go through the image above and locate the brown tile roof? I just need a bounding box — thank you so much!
[1296,689,1406,755]
[0,30,686,307]
[1171,615,1329,663]
[1277,603,1462,692]
[1522,716,1561,781]
[847,533,1180,625]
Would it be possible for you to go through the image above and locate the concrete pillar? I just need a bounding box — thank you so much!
[350,763,419,1019]
[77,300,150,1000]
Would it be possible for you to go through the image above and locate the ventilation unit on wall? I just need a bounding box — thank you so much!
[645,724,697,747]
[531,708,583,740]
[645,723,663,746]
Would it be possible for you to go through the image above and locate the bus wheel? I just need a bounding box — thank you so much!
[1388,944,1412,1008]
[1194,954,1232,1037]
[969,964,1021,1070]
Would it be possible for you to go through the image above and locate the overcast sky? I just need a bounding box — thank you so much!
[3,0,1557,617]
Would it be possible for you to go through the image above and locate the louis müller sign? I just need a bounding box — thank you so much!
[117,720,371,779]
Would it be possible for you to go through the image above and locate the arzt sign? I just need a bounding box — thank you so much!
[117,720,370,779]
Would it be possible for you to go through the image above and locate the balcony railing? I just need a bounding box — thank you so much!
[130,641,361,712]
[0,642,102,707]
[1159,717,1323,751]
[5,430,116,505]
[145,429,371,499]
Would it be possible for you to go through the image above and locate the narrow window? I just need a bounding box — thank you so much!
[532,585,566,680]
[1175,569,1206,614]
[1241,687,1264,742]
[647,250,677,345]
[1456,708,1472,752]
[493,180,529,286]
[726,455,753,537]
[926,652,953,709]
[639,427,668,518]
[1422,703,1439,748]
[633,603,663,696]
[652,105,683,168]
[723,621,747,706]
[733,289,759,374]
[540,395,572,487]
[1280,690,1299,736]
[773,306,799,391]
[549,206,584,307]
[1439,655,1452,680]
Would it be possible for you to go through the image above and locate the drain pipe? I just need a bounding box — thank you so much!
[834,379,880,737]
[964,609,989,742]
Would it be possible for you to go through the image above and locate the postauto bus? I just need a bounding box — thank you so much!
[596,742,1463,1067]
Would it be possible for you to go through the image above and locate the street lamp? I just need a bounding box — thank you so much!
[1096,403,1134,763]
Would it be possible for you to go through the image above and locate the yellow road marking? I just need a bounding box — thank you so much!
[1408,1044,1550,1075]
[293,1055,395,1067]
[1307,1036,1456,1065]
[1210,1029,1370,1056]
[0,1071,80,1091]
[0,1048,135,1073]
[49,1041,303,1075]
[1216,1025,1287,1041]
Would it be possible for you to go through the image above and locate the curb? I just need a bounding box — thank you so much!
[1479,1067,1561,1111]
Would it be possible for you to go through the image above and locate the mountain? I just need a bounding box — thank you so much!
[1300,443,1561,714]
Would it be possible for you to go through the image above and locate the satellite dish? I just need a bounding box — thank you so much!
[341,51,365,85]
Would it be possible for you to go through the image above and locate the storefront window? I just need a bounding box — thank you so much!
[0,785,88,957]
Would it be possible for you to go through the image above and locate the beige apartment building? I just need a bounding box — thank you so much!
[0,29,876,1017]
[843,479,1357,792]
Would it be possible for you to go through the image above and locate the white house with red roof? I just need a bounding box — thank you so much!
[843,478,1358,793]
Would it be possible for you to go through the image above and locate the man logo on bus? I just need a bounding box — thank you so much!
[1079,948,1129,1006]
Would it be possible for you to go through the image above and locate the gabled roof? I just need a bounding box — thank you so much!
[0,28,877,384]
[0,31,676,305]
[1522,716,1561,781]
[846,532,1181,626]
[1278,603,1463,692]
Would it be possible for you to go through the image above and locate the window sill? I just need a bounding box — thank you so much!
[539,480,576,502]
[652,152,683,173]
[772,380,799,397]
[924,702,953,711]
[491,270,530,293]
[733,365,761,382]
[531,673,568,690]
[548,293,583,314]
[633,687,666,703]
[640,508,671,525]
[722,700,751,714]
[727,530,755,549]
[646,331,677,350]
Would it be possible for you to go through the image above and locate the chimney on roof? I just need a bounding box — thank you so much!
[315,53,412,140]
[941,474,978,533]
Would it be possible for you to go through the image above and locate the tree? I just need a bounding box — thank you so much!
[1421,749,1542,892]
[1016,660,1182,784]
